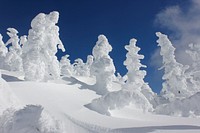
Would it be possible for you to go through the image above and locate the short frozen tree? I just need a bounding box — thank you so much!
[0,34,8,69]
[23,11,65,81]
[73,58,86,76]
[85,55,94,76]
[4,28,23,72]
[0,34,8,57]
[60,54,73,77]
[86,55,94,67]
[19,35,27,47]
[156,32,191,101]
[90,35,116,95]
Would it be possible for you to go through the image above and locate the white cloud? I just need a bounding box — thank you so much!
[151,0,200,67]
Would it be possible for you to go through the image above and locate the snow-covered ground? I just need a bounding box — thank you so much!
[1,71,200,133]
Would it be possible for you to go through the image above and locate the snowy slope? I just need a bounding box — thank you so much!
[1,73,198,133]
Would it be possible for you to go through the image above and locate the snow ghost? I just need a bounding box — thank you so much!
[23,11,65,81]
[90,35,116,95]
[156,32,191,101]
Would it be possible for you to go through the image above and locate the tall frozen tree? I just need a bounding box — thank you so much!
[123,38,154,109]
[90,35,116,95]
[23,11,65,81]
[156,32,191,101]
[4,28,23,72]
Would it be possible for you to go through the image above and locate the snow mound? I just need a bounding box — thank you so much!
[0,105,64,133]
[86,89,153,116]
[155,92,200,117]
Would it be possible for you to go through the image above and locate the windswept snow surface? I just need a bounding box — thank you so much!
[1,72,200,133]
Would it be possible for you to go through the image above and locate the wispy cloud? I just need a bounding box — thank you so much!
[151,0,200,67]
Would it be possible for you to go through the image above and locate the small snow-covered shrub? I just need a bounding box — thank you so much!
[60,54,73,77]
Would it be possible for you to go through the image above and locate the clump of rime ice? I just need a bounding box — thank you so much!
[156,32,191,102]
[4,28,23,72]
[86,38,154,115]
[23,11,65,81]
[90,35,116,95]
[0,105,64,133]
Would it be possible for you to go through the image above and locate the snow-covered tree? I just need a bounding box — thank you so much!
[90,35,116,95]
[85,55,94,76]
[23,11,65,81]
[86,39,154,114]
[156,32,191,101]
[73,58,86,76]
[0,34,8,69]
[0,34,8,57]
[19,35,27,47]
[60,54,73,77]
[124,39,146,88]
[185,43,200,94]
[123,38,154,109]
[4,28,23,72]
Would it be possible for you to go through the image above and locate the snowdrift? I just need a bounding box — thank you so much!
[0,71,200,133]
[0,73,20,115]
[155,92,200,117]
[86,89,153,116]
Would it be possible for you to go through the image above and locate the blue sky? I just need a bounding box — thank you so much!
[0,0,190,93]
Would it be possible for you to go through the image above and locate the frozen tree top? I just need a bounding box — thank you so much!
[156,32,176,65]
[92,35,112,59]
[124,38,146,69]
[7,28,18,35]
[31,11,59,28]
